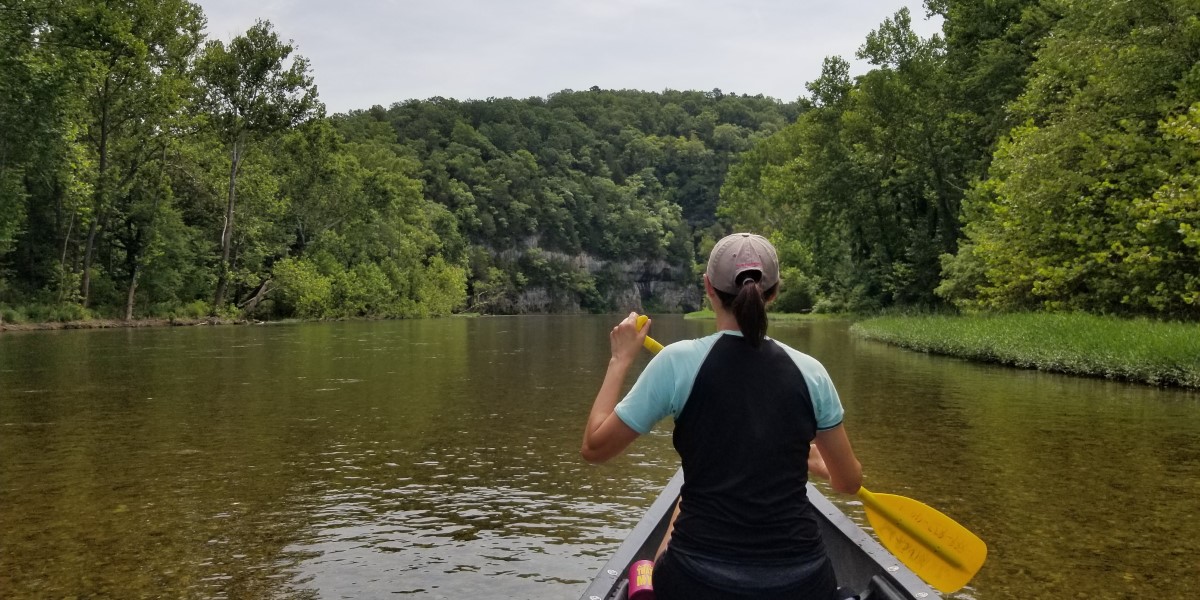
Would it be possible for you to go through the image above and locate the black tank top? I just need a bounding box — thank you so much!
[669,334,824,562]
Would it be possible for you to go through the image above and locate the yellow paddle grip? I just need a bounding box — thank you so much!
[634,314,664,354]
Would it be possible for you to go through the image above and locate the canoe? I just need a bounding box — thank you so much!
[578,468,939,600]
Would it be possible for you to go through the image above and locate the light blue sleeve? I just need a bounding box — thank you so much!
[613,348,678,435]
[781,344,845,430]
[613,334,722,434]
[808,366,845,430]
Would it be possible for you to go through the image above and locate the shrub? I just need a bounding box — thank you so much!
[273,257,334,319]
[0,306,23,324]
[177,300,211,319]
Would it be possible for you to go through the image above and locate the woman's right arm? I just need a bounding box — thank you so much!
[580,313,648,463]
[813,424,862,495]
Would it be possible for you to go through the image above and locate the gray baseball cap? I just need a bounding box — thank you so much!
[705,233,780,294]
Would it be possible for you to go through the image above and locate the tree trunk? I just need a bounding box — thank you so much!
[58,186,76,305]
[81,212,98,306]
[60,202,74,269]
[124,264,139,321]
[124,143,168,322]
[238,278,272,314]
[81,80,111,308]
[213,138,242,311]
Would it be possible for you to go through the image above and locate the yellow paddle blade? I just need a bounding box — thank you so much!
[858,487,987,593]
[634,314,664,354]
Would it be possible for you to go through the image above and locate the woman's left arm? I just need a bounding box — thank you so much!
[814,424,862,494]
[580,313,646,463]
[807,443,830,481]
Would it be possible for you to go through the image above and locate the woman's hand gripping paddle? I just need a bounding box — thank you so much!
[632,314,987,594]
[634,315,663,354]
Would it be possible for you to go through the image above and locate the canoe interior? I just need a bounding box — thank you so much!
[578,469,940,600]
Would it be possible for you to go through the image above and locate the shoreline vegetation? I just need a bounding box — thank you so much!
[684,309,833,322]
[8,310,1197,391]
[684,310,1200,389]
[0,312,488,333]
[851,313,1200,389]
[7,4,1198,353]
[0,316,263,332]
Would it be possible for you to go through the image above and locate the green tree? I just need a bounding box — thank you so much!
[0,0,88,302]
[926,0,1055,180]
[941,0,1200,316]
[722,10,961,310]
[1128,104,1200,309]
[335,88,797,314]
[195,19,320,312]
[50,0,205,308]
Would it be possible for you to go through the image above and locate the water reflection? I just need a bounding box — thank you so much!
[1,316,1198,598]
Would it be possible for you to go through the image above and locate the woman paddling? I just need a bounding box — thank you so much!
[581,232,863,600]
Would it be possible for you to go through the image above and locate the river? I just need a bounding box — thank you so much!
[1,315,1197,598]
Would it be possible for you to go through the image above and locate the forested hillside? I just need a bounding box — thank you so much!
[4,0,1196,323]
[1,2,471,322]
[333,91,799,313]
[721,0,1199,318]
[0,0,798,321]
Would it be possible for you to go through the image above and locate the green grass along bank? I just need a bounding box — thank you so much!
[681,310,1198,389]
[851,313,1200,389]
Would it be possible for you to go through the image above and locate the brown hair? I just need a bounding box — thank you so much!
[714,271,776,347]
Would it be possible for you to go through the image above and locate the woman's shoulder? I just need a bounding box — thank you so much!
[671,330,734,354]
[767,338,832,377]
[654,331,728,368]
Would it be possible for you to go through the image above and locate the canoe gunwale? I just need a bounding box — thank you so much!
[809,481,938,598]
[577,468,940,600]
[578,470,684,600]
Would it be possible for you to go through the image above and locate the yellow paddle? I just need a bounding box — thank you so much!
[856,487,987,593]
[637,316,663,354]
[633,314,987,593]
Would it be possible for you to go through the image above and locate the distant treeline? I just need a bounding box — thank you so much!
[4,0,1196,323]
[721,0,1199,318]
[333,90,800,313]
[0,0,798,321]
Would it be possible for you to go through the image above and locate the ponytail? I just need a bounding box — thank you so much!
[714,271,776,347]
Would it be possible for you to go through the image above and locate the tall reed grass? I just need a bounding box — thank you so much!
[851,313,1200,388]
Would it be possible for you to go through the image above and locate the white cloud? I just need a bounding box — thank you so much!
[193,0,942,113]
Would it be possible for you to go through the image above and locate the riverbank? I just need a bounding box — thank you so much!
[0,312,490,333]
[0,316,245,332]
[683,309,833,322]
[851,312,1200,388]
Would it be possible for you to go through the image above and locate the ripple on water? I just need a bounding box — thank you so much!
[275,440,669,599]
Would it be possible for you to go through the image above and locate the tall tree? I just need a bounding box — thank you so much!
[0,0,69,298]
[195,19,320,311]
[56,0,205,308]
[721,9,958,310]
[940,0,1200,316]
[925,0,1054,178]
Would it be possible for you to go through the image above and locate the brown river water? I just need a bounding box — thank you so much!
[1,315,1197,599]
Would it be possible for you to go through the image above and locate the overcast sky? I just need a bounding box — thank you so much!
[193,0,943,114]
